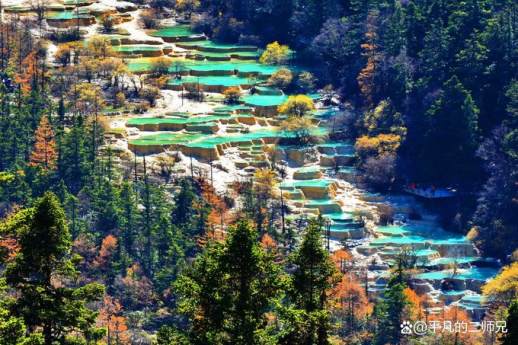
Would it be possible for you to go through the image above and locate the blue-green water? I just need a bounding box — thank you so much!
[122,24,501,313]
[416,267,498,281]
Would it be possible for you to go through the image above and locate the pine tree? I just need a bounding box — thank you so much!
[29,116,56,171]
[455,31,490,103]
[175,220,283,345]
[171,178,210,243]
[473,124,518,258]
[120,182,140,259]
[157,325,191,345]
[281,220,337,345]
[60,116,91,194]
[172,179,197,227]
[403,1,426,58]
[147,185,185,291]
[383,1,405,56]
[92,178,121,234]
[374,280,409,345]
[418,21,450,88]
[0,278,44,345]
[421,76,480,185]
[152,217,186,293]
[3,192,105,345]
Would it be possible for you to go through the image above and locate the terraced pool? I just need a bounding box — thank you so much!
[47,10,91,20]
[129,132,206,146]
[150,25,195,38]
[114,45,164,53]
[167,76,254,87]
[126,58,282,76]
[242,94,289,107]
[177,41,258,52]
[120,23,501,316]
[416,267,499,281]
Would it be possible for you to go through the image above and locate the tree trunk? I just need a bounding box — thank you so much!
[44,323,53,345]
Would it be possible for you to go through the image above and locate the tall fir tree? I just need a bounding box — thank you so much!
[175,220,283,345]
[280,220,336,345]
[374,279,409,345]
[2,192,104,345]
[420,76,480,186]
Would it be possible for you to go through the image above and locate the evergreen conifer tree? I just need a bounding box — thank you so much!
[175,220,283,345]
[3,192,104,345]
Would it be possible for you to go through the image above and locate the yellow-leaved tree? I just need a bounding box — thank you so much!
[259,41,291,65]
[75,82,106,115]
[403,287,428,321]
[278,95,315,117]
[279,116,316,146]
[329,271,373,333]
[483,262,518,304]
[267,68,293,90]
[252,168,279,233]
[355,133,402,160]
[223,86,241,104]
[278,95,318,145]
[87,35,114,59]
[357,11,381,107]
[253,168,278,201]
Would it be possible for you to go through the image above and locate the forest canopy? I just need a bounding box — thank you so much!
[0,0,516,344]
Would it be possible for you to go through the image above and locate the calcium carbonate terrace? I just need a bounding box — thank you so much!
[47,9,91,20]
[167,76,255,90]
[149,25,196,38]
[176,41,258,52]
[126,58,282,77]
[110,18,501,318]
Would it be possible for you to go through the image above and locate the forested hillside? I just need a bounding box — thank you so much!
[195,0,518,259]
[0,0,516,344]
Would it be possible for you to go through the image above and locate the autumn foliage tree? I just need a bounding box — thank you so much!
[175,0,201,19]
[14,51,42,94]
[355,133,401,160]
[201,181,231,233]
[94,235,118,268]
[223,86,241,104]
[427,306,482,345]
[94,235,118,286]
[402,287,427,321]
[115,264,157,309]
[268,68,293,90]
[278,95,315,117]
[260,233,277,253]
[483,262,518,306]
[330,249,352,273]
[330,274,372,334]
[29,116,57,171]
[0,209,20,262]
[250,168,278,234]
[98,295,130,345]
[259,41,291,65]
[357,11,381,108]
